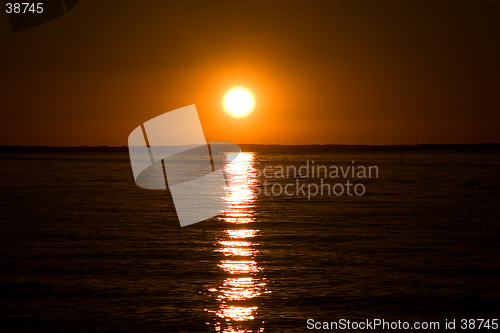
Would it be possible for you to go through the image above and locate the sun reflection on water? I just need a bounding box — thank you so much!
[218,240,255,247]
[226,230,259,239]
[216,247,258,257]
[207,152,268,333]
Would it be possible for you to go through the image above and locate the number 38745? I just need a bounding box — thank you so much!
[6,3,44,14]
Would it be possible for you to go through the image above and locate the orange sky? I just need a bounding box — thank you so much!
[1,0,499,146]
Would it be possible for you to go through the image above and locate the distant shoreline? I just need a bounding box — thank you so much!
[0,143,499,153]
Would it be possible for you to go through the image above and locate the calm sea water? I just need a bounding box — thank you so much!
[0,151,499,332]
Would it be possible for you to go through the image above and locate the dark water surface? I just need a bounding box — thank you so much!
[0,151,499,332]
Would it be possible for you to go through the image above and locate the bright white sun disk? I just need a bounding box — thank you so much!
[224,89,254,116]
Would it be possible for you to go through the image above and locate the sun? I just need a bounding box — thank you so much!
[224,88,254,117]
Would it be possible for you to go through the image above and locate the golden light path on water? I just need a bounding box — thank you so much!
[208,152,269,333]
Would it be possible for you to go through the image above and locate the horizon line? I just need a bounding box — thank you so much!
[1,143,499,147]
[1,143,499,153]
